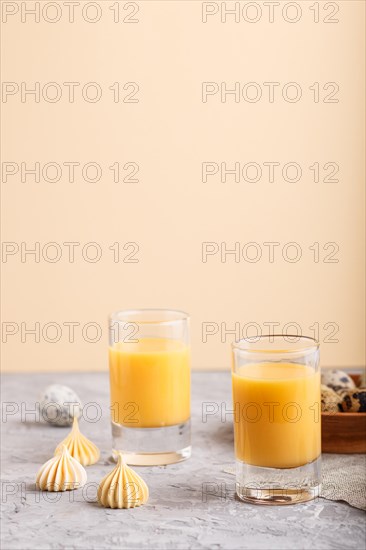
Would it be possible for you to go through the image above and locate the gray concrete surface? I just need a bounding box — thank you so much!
[1,372,365,550]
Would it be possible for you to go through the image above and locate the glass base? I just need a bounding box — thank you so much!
[111,419,191,466]
[236,455,321,505]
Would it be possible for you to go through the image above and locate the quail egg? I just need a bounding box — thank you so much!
[39,384,82,426]
[321,384,342,413]
[339,389,366,413]
[321,369,355,392]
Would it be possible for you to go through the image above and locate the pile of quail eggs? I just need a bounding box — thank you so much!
[321,369,366,413]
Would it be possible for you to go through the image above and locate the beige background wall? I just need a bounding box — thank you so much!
[1,0,365,372]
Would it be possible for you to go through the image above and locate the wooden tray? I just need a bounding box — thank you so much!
[321,374,366,453]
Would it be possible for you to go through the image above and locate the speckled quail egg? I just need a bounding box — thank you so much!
[339,389,366,413]
[360,370,366,388]
[39,384,82,426]
[321,369,356,392]
[321,384,342,413]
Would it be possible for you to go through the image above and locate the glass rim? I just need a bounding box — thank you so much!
[231,334,319,354]
[109,308,190,326]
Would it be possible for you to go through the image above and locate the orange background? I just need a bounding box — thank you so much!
[1,1,365,371]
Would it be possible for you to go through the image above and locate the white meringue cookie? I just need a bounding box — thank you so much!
[98,452,149,509]
[36,445,87,492]
[54,417,100,466]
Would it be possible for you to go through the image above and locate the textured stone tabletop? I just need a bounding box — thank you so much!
[1,372,365,550]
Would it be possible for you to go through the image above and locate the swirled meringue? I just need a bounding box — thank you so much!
[54,416,100,466]
[36,445,87,492]
[98,452,149,509]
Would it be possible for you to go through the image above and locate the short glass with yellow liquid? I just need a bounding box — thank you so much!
[232,335,321,505]
[109,309,191,465]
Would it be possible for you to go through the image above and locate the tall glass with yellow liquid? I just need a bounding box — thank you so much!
[232,335,321,505]
[109,309,191,465]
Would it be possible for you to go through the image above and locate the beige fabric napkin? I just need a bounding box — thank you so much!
[321,453,366,511]
[223,453,366,510]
